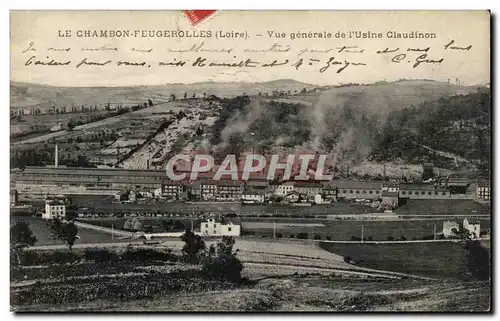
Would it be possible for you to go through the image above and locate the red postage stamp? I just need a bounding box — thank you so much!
[184,10,217,25]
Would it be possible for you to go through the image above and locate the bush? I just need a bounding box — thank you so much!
[275,232,283,238]
[400,236,407,241]
[313,234,322,240]
[202,254,243,283]
[289,234,295,239]
[367,237,373,241]
[20,250,81,266]
[84,249,120,262]
[465,240,490,280]
[351,236,361,241]
[121,247,178,262]
[201,236,243,283]
[296,233,308,239]
[325,236,332,241]
[387,236,395,241]
[343,256,352,264]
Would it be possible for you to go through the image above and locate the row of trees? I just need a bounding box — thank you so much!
[10,219,79,265]
[10,221,243,283]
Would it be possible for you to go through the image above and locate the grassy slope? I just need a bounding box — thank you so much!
[395,199,491,215]
[319,241,489,280]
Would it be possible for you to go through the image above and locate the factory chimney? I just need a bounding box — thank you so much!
[54,144,59,168]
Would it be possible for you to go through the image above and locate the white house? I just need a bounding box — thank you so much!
[274,182,294,196]
[241,192,265,204]
[43,198,66,219]
[200,218,241,237]
[463,218,481,239]
[442,221,460,238]
[476,185,490,200]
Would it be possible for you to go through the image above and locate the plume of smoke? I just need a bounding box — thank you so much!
[218,99,265,148]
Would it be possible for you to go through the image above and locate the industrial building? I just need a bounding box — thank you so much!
[334,181,383,200]
[399,184,450,199]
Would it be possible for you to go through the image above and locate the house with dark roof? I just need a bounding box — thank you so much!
[294,182,323,197]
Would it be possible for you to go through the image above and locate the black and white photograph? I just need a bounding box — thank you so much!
[9,10,491,312]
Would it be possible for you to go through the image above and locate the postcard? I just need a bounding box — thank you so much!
[10,10,491,312]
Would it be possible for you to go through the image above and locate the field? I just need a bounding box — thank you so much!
[241,219,490,241]
[10,216,125,246]
[396,199,491,215]
[10,241,491,311]
[319,241,490,280]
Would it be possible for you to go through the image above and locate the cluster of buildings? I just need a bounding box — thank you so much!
[12,165,491,207]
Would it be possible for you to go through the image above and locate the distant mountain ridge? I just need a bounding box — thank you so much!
[10,79,317,109]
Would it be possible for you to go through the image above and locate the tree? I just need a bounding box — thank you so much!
[10,221,37,265]
[48,218,78,251]
[170,94,176,101]
[184,92,188,99]
[148,99,154,106]
[181,229,205,263]
[67,119,76,131]
[464,240,490,280]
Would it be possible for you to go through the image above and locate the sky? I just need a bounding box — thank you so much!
[10,10,490,87]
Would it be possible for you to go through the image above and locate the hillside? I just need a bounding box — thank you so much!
[208,80,487,170]
[10,80,317,110]
[370,88,491,173]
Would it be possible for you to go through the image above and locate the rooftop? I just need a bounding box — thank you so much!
[400,184,448,191]
[466,218,480,225]
[333,180,383,190]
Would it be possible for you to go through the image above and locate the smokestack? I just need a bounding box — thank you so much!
[55,144,58,168]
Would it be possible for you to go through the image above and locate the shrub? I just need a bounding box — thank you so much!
[464,240,490,280]
[20,250,81,266]
[84,248,120,262]
[275,232,283,238]
[351,236,361,241]
[387,236,395,241]
[367,237,373,241]
[400,236,407,241]
[121,247,178,262]
[344,256,352,264]
[313,234,322,240]
[289,234,295,239]
[202,254,243,283]
[202,236,243,283]
[326,236,331,241]
[296,233,308,240]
